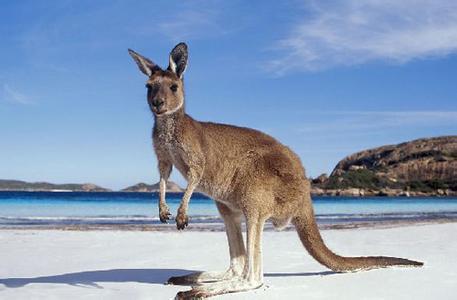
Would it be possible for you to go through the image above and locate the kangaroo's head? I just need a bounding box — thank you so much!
[128,43,188,116]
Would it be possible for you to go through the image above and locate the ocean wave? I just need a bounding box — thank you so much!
[1,211,456,227]
[0,215,222,226]
[317,211,457,218]
[315,211,457,224]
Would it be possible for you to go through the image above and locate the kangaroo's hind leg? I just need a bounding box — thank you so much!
[168,202,246,285]
[176,209,266,299]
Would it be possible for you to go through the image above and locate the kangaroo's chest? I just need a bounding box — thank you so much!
[169,149,189,180]
[154,119,189,176]
[155,135,189,178]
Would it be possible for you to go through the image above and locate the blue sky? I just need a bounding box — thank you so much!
[1,0,456,190]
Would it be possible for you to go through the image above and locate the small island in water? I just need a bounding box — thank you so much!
[1,135,455,196]
[121,181,184,193]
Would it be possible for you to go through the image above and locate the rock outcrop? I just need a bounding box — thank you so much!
[311,136,457,196]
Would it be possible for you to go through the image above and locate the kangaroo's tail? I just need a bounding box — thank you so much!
[292,202,423,272]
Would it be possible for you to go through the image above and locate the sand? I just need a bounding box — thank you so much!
[0,223,456,299]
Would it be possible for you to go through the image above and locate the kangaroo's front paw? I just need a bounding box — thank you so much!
[176,212,189,230]
[159,207,172,223]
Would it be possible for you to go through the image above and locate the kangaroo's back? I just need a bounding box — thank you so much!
[186,119,307,200]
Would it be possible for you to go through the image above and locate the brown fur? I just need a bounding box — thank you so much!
[129,43,423,299]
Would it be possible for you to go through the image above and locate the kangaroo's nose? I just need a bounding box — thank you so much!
[152,98,165,109]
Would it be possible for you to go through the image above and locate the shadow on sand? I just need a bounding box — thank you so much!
[0,268,196,289]
[0,269,337,289]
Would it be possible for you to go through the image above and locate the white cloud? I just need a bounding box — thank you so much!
[269,0,457,73]
[1,84,31,105]
[298,110,457,133]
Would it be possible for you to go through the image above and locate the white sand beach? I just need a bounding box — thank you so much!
[0,223,456,299]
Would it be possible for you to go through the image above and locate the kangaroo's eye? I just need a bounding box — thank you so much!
[170,84,178,92]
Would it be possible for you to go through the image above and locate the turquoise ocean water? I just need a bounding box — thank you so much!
[0,192,456,228]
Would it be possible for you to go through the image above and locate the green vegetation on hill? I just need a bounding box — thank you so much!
[313,136,456,195]
[326,169,385,189]
[324,170,455,192]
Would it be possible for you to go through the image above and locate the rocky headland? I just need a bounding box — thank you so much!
[310,136,457,197]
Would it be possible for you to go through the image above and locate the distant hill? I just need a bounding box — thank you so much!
[3,136,455,197]
[0,179,111,192]
[121,181,184,192]
[312,136,457,196]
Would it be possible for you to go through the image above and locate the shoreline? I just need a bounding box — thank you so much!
[1,218,456,232]
[310,188,457,197]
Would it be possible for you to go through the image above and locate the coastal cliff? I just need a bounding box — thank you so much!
[311,136,457,196]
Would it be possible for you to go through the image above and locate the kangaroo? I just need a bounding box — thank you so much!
[128,43,423,299]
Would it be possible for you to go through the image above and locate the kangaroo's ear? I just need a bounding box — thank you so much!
[168,43,188,79]
[128,49,161,77]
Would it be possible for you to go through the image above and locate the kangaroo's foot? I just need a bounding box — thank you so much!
[176,211,189,230]
[167,267,242,286]
[175,278,263,299]
[159,205,171,223]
